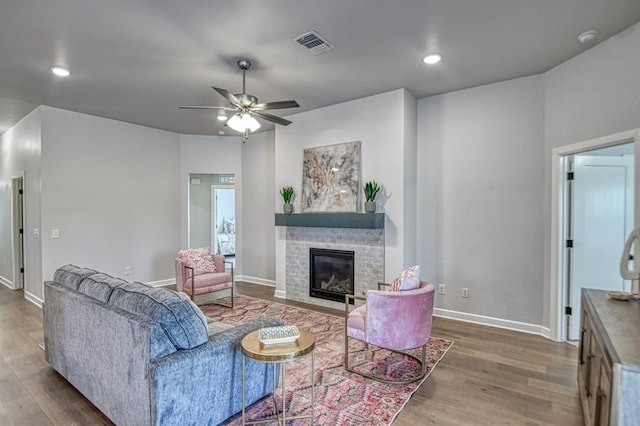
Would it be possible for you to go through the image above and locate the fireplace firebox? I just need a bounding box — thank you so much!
[309,248,355,303]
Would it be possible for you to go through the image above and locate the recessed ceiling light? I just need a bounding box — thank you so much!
[422,53,442,65]
[49,65,71,77]
[216,112,227,121]
[577,30,597,44]
[218,130,225,135]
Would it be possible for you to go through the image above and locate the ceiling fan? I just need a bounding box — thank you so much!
[180,59,299,139]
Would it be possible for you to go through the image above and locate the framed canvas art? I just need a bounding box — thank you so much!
[301,141,361,212]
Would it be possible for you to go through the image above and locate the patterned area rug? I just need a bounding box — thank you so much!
[201,295,453,426]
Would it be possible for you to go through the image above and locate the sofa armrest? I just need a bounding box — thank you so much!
[150,317,283,426]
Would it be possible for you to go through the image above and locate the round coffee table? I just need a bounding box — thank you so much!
[241,327,315,425]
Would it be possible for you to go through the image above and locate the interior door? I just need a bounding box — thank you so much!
[569,154,634,339]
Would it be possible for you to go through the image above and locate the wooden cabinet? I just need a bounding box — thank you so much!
[578,302,610,425]
[578,289,640,425]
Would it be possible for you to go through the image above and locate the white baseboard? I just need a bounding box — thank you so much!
[0,275,14,290]
[147,278,175,288]
[274,289,286,299]
[236,275,275,287]
[25,291,43,308]
[434,308,551,337]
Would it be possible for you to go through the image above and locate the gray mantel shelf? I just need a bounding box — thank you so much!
[274,213,385,229]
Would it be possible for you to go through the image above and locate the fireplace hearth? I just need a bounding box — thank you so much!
[309,248,355,303]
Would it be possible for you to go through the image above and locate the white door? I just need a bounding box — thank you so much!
[568,154,634,339]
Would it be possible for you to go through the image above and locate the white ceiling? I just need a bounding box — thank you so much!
[1,0,639,135]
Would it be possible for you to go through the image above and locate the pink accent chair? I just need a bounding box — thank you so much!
[344,281,435,384]
[175,255,234,307]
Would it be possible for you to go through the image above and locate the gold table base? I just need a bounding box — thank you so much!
[241,328,315,425]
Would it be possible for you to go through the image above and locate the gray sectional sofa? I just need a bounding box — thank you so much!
[43,265,282,426]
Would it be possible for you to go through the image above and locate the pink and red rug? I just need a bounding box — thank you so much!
[201,295,452,425]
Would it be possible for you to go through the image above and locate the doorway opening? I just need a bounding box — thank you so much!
[552,130,638,342]
[12,177,25,290]
[188,174,236,264]
[211,185,236,257]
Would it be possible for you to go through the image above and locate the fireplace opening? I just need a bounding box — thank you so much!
[309,248,355,303]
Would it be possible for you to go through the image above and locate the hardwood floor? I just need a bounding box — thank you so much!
[0,282,583,425]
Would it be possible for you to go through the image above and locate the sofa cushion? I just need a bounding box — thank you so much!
[78,273,128,303]
[53,264,99,291]
[108,282,208,350]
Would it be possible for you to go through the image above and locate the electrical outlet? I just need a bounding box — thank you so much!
[124,266,132,275]
[438,284,445,295]
[51,229,59,239]
[461,288,469,298]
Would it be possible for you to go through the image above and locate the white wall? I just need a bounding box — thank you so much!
[543,21,640,329]
[0,107,42,303]
[39,106,181,291]
[274,89,417,297]
[241,131,276,284]
[179,134,243,272]
[417,75,545,326]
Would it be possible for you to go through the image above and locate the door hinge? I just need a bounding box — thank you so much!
[565,306,572,315]
[20,268,24,273]
[19,228,23,234]
[567,172,574,181]
[566,239,573,248]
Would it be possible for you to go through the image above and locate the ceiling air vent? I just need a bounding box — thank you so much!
[293,31,334,55]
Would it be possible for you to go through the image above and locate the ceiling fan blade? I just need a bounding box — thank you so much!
[252,111,292,126]
[252,100,300,111]
[179,105,235,110]
[212,87,241,106]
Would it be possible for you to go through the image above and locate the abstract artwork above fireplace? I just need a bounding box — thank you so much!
[301,141,361,212]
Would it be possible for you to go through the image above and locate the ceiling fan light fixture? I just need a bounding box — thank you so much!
[243,114,261,132]
[227,113,261,133]
[226,114,244,132]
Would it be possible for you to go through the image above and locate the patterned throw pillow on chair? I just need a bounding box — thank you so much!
[390,265,421,291]
[178,247,217,275]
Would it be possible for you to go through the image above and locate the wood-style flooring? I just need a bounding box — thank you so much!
[0,282,583,425]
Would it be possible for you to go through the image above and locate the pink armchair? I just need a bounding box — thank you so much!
[344,281,435,384]
[175,254,234,307]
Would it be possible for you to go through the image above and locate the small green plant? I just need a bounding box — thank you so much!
[363,181,381,202]
[280,186,294,204]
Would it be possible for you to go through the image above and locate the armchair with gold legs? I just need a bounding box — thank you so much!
[344,281,435,384]
[175,252,234,308]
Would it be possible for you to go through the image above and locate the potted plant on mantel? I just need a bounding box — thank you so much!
[363,181,381,213]
[280,186,295,214]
